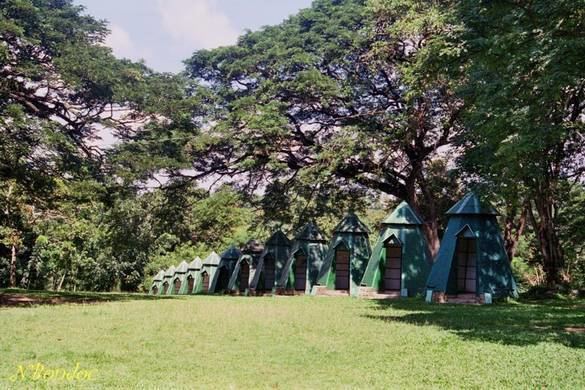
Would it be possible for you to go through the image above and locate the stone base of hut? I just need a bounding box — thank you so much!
[427,291,490,304]
[312,285,350,297]
[357,287,401,299]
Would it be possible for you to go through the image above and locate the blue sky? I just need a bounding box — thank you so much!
[76,0,313,73]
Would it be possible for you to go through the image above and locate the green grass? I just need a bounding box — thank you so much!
[0,292,583,389]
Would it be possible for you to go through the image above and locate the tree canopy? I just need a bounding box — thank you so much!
[0,0,583,291]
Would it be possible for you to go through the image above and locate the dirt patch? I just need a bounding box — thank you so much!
[0,293,101,307]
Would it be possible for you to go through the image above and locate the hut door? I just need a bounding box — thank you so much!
[217,268,230,291]
[162,282,169,294]
[152,286,158,295]
[187,276,194,294]
[334,245,350,291]
[384,243,402,291]
[240,261,250,291]
[294,253,307,291]
[173,278,182,294]
[263,256,275,291]
[201,272,210,293]
[456,237,477,293]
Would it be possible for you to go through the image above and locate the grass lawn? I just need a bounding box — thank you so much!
[0,290,583,389]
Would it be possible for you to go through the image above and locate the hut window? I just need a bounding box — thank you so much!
[334,245,350,291]
[384,242,402,291]
[456,237,477,293]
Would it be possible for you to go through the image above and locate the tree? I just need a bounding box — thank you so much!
[131,0,463,254]
[451,0,585,286]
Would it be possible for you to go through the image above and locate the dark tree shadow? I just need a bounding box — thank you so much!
[365,298,585,348]
[0,288,178,307]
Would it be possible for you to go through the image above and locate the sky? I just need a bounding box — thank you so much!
[75,0,314,73]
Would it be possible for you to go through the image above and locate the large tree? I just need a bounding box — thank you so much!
[144,0,463,254]
[0,0,178,287]
[452,0,585,286]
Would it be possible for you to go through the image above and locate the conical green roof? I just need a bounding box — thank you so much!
[446,192,498,215]
[382,201,424,225]
[153,270,165,281]
[164,266,176,277]
[265,230,291,247]
[295,222,327,242]
[188,257,202,270]
[203,251,221,266]
[175,261,189,274]
[334,212,370,233]
[221,245,242,260]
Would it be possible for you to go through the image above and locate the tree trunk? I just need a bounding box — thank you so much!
[9,244,17,288]
[528,195,564,288]
[503,202,528,262]
[412,168,441,258]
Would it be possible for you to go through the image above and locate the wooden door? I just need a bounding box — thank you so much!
[187,276,194,294]
[294,253,307,291]
[263,256,275,291]
[456,237,477,293]
[173,278,181,294]
[334,246,350,291]
[162,282,169,294]
[201,272,210,293]
[240,262,249,291]
[152,286,158,295]
[384,244,402,291]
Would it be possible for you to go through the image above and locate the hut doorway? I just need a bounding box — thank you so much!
[173,278,182,294]
[162,282,169,294]
[294,252,307,292]
[216,267,231,292]
[152,286,158,295]
[334,244,350,291]
[187,276,194,294]
[455,237,477,293]
[201,271,210,293]
[262,256,276,291]
[239,261,250,292]
[383,241,402,291]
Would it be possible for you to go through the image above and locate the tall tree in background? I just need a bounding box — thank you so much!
[453,0,585,286]
[0,0,178,287]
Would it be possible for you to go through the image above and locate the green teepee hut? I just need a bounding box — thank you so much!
[277,222,328,294]
[178,257,202,294]
[149,270,165,295]
[209,246,241,293]
[252,230,292,294]
[360,201,432,298]
[161,265,175,295]
[195,252,220,294]
[169,261,189,295]
[314,213,371,296]
[227,240,264,294]
[426,192,518,303]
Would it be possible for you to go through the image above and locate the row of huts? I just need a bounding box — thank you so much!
[150,193,518,303]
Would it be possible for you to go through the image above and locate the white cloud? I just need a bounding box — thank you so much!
[157,0,240,49]
[105,25,134,58]
[105,24,152,63]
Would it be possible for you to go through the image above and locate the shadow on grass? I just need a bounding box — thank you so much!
[0,288,178,308]
[365,298,585,348]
